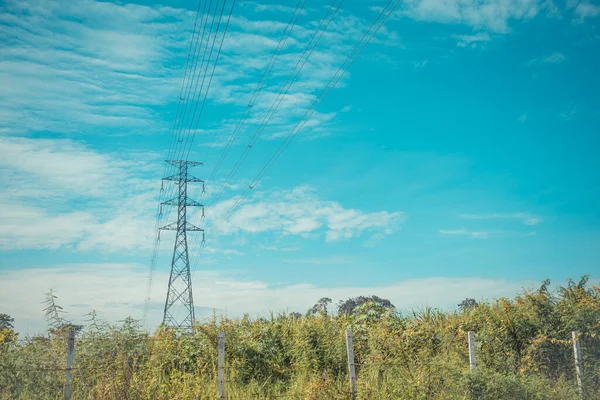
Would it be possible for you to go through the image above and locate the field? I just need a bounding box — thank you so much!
[1,277,599,399]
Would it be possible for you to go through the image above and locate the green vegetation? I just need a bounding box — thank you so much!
[1,277,599,399]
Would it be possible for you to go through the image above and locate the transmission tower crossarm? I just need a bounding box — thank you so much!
[159,221,204,232]
[161,198,204,207]
[162,173,204,183]
[165,160,203,167]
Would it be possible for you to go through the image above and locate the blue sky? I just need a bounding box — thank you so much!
[1,0,599,334]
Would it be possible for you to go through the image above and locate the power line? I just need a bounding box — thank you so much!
[186,0,343,270]
[174,0,227,161]
[160,0,224,228]
[202,0,343,215]
[152,0,215,238]
[207,0,308,185]
[182,0,237,161]
[163,0,234,246]
[185,0,308,272]
[163,0,236,233]
[187,0,345,274]
[205,0,401,246]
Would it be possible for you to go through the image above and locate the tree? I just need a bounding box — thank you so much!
[307,297,332,316]
[337,295,395,315]
[458,298,478,312]
[289,312,303,320]
[0,313,14,330]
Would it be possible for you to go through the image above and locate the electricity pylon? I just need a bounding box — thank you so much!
[160,160,204,329]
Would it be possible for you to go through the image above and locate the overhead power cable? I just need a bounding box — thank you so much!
[160,0,224,226]
[191,0,401,275]
[181,0,237,161]
[186,0,343,270]
[184,0,308,267]
[161,0,235,235]
[203,0,343,215]
[207,0,308,185]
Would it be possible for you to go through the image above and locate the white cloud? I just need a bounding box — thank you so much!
[259,244,300,252]
[453,32,491,47]
[559,104,578,121]
[397,0,543,33]
[0,136,157,199]
[575,2,600,20]
[241,2,311,16]
[340,105,352,112]
[517,112,528,123]
[526,52,566,66]
[439,228,537,238]
[0,263,535,335]
[543,52,566,63]
[458,212,543,225]
[203,247,245,256]
[0,203,96,250]
[282,256,353,265]
[439,229,491,238]
[0,0,189,135]
[413,59,428,69]
[0,136,399,252]
[209,186,403,242]
[0,136,159,252]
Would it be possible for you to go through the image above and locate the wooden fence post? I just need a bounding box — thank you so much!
[218,330,225,400]
[572,331,583,399]
[345,328,357,400]
[467,331,476,372]
[65,330,75,400]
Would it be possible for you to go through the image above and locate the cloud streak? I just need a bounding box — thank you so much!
[458,212,543,226]
[0,0,190,136]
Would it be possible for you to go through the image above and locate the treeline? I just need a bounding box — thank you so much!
[0,276,599,399]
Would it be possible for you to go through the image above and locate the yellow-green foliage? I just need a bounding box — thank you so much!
[1,277,599,399]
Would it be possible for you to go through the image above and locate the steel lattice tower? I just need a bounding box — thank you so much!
[160,160,204,329]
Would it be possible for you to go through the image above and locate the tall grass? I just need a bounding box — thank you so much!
[1,277,599,399]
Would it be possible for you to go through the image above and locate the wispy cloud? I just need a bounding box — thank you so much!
[259,245,300,252]
[526,52,566,66]
[282,256,353,265]
[392,0,545,34]
[0,136,400,251]
[439,229,492,239]
[517,112,528,123]
[241,2,312,15]
[458,212,543,226]
[439,228,537,239]
[0,0,190,136]
[543,52,566,63]
[209,186,403,242]
[0,135,160,252]
[413,59,428,69]
[1,0,399,143]
[559,104,579,121]
[197,7,401,144]
[453,32,491,47]
[574,2,600,21]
